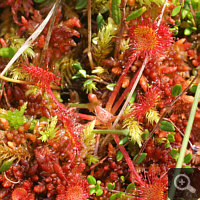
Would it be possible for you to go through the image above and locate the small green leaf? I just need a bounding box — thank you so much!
[120,176,125,183]
[34,0,46,3]
[72,74,82,79]
[89,187,96,195]
[116,150,124,161]
[196,11,200,25]
[133,153,147,164]
[170,148,179,161]
[0,47,15,58]
[111,0,121,25]
[97,13,106,31]
[184,27,193,35]
[79,69,87,78]
[73,62,82,71]
[167,134,175,143]
[172,84,182,96]
[184,153,192,164]
[127,91,137,103]
[171,5,182,16]
[96,189,103,196]
[181,8,189,19]
[126,183,135,193]
[142,129,150,140]
[106,83,116,91]
[160,121,175,132]
[107,182,115,190]
[87,175,97,185]
[165,139,170,148]
[110,193,118,200]
[119,137,129,145]
[190,85,197,93]
[0,158,15,172]
[75,0,87,10]
[126,6,147,21]
[83,79,93,86]
[182,165,194,174]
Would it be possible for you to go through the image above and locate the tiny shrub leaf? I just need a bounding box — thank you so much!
[172,84,182,96]
[184,153,192,164]
[126,7,147,21]
[160,121,175,132]
[126,183,135,193]
[87,175,97,185]
[111,0,121,25]
[171,5,182,16]
[133,153,147,164]
[116,150,124,161]
[75,0,87,10]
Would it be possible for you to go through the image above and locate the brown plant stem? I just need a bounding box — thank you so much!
[87,0,94,70]
[114,0,128,59]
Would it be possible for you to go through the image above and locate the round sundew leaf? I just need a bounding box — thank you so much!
[172,84,182,96]
[126,6,147,21]
[116,150,124,161]
[160,121,175,132]
[184,153,192,164]
[126,183,135,193]
[87,175,97,185]
[12,188,28,200]
[171,5,182,16]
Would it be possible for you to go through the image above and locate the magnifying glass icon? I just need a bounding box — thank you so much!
[174,174,196,193]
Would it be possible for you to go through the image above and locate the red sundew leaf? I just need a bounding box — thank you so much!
[136,175,168,200]
[65,173,89,200]
[21,65,60,90]
[134,86,160,120]
[128,19,174,58]
[11,188,28,200]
